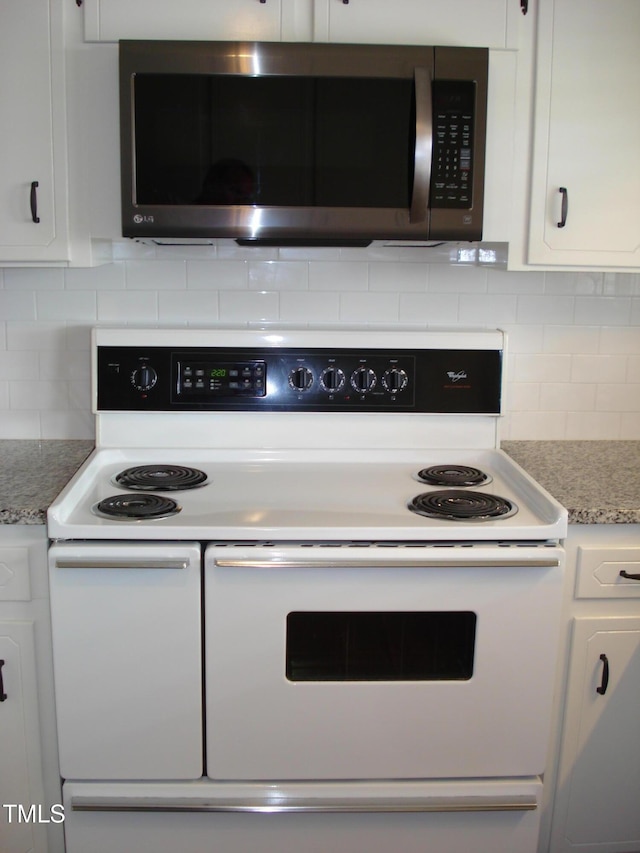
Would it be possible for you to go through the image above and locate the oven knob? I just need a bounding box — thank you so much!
[289,366,314,392]
[320,366,345,393]
[350,367,377,393]
[131,365,158,392]
[382,367,408,393]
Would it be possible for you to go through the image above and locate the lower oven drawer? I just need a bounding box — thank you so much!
[62,779,543,853]
[204,544,564,781]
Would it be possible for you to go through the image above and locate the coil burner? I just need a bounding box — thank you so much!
[113,465,208,491]
[93,494,181,520]
[409,490,517,522]
[417,465,492,487]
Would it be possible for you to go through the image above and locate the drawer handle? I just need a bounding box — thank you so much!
[0,660,7,702]
[71,794,537,814]
[596,653,609,695]
[620,570,640,581]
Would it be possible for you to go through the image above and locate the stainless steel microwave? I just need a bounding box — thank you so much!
[119,40,488,246]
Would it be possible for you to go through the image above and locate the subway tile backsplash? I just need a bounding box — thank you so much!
[1,249,639,441]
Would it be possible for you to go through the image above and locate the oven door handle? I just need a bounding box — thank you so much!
[213,558,561,569]
[54,559,190,570]
[71,794,537,814]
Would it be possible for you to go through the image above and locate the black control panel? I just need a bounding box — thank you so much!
[97,345,502,414]
[430,81,475,210]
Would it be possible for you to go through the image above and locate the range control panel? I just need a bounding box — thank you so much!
[97,346,501,413]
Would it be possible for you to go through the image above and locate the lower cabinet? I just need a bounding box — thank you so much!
[542,526,640,853]
[0,527,64,853]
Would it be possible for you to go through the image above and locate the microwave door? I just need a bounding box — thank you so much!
[410,67,432,228]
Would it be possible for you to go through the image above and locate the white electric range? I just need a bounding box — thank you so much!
[47,326,567,853]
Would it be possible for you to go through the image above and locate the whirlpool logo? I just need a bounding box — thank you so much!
[444,369,471,390]
[447,370,468,383]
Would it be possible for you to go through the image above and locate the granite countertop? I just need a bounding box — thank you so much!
[1,439,639,526]
[0,440,94,525]
[503,440,640,525]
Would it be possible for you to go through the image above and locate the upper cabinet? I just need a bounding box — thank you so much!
[524,0,640,270]
[81,0,526,47]
[83,0,303,42]
[0,0,70,265]
[312,0,524,49]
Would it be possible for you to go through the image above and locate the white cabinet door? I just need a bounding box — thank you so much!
[527,0,640,269]
[313,0,522,48]
[549,616,640,852]
[0,622,48,853]
[0,0,69,263]
[83,0,286,42]
[49,543,203,781]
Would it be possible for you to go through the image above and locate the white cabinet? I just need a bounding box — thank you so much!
[525,0,640,270]
[81,0,527,46]
[0,0,69,265]
[312,0,524,48]
[542,526,640,853]
[0,527,64,853]
[82,0,310,43]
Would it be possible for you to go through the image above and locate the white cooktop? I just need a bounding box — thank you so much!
[48,447,567,542]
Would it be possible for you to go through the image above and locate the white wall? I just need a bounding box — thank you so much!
[1,243,639,441]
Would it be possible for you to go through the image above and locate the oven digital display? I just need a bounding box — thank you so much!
[177,360,266,397]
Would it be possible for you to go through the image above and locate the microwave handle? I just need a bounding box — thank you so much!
[410,67,433,224]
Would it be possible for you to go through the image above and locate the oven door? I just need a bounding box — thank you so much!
[204,544,564,781]
[49,542,203,780]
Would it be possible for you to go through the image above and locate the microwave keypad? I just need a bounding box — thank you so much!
[430,81,475,210]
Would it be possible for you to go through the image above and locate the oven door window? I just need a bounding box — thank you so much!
[286,611,476,682]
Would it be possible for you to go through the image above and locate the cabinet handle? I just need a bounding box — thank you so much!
[620,570,640,581]
[0,660,7,702]
[557,186,568,228]
[596,653,609,695]
[520,0,528,13]
[30,181,41,224]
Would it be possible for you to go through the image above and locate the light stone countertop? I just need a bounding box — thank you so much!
[1,439,639,526]
[502,440,640,525]
[0,440,94,524]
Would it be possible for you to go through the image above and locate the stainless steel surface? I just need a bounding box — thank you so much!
[54,559,190,570]
[410,66,432,225]
[213,557,561,569]
[71,795,538,814]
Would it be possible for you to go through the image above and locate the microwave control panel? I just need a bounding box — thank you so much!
[96,345,502,414]
[430,81,475,209]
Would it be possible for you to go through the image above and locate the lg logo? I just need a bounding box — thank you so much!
[133,214,154,224]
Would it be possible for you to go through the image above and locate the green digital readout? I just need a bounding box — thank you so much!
[210,368,227,377]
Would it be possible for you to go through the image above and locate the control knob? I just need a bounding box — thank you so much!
[131,364,158,392]
[350,366,377,393]
[320,366,345,393]
[382,367,408,393]
[289,366,314,392]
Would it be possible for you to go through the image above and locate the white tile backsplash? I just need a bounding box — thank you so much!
[1,257,639,440]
